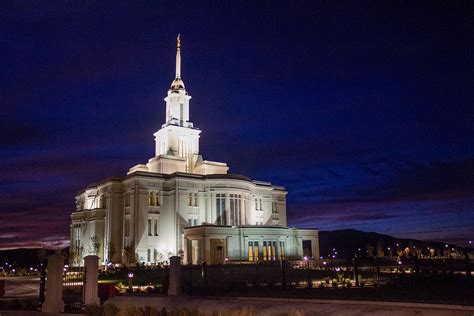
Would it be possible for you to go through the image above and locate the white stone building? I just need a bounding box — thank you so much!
[70,35,319,266]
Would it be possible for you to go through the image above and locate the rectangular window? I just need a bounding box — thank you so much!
[255,198,258,210]
[193,193,198,206]
[229,194,241,226]
[254,241,259,261]
[148,218,152,236]
[148,192,153,206]
[147,249,151,262]
[279,241,285,260]
[259,199,262,210]
[248,242,253,261]
[125,216,130,237]
[188,218,192,226]
[125,192,130,207]
[272,202,277,214]
[154,192,160,206]
[154,219,158,236]
[188,193,192,206]
[263,241,267,260]
[248,241,259,261]
[193,219,198,226]
[216,194,226,225]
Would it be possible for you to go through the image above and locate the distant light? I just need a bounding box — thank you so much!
[445,244,448,248]
[387,247,391,250]
[303,256,308,261]
[30,267,33,271]
[332,248,336,251]
[332,255,335,258]
[451,248,455,251]
[128,272,134,278]
[323,261,327,265]
[396,244,399,247]
[335,267,340,272]
[398,261,402,265]
[469,241,472,245]
[358,248,361,251]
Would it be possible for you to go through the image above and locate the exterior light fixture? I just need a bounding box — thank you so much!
[303,256,308,261]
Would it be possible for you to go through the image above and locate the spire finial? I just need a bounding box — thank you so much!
[175,34,181,79]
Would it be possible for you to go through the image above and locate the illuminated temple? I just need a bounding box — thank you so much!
[70,35,319,266]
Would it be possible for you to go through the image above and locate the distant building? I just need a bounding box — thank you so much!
[70,35,319,266]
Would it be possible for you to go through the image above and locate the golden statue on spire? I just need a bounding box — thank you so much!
[177,33,181,50]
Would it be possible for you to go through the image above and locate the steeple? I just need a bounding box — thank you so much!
[170,34,185,91]
[176,34,181,78]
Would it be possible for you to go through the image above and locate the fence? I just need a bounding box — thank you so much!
[181,257,473,294]
[63,266,86,312]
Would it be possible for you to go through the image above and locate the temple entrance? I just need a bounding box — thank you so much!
[210,239,225,264]
[302,240,312,258]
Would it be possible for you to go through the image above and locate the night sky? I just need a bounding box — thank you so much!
[1,1,473,249]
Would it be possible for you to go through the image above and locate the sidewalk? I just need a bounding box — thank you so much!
[107,295,474,315]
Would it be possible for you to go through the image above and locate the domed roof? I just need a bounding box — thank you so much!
[170,77,185,91]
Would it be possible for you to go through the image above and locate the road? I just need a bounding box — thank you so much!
[1,276,39,298]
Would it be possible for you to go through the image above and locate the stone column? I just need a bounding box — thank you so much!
[84,255,100,306]
[168,256,181,296]
[42,254,64,313]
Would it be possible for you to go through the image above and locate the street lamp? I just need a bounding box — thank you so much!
[128,272,134,292]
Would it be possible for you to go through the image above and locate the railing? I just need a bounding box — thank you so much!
[180,257,473,295]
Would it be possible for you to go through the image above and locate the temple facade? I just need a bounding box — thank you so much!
[70,35,319,266]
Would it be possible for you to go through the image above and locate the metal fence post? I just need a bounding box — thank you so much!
[281,260,287,289]
[202,261,208,287]
[353,257,359,286]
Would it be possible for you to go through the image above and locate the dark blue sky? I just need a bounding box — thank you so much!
[1,1,473,249]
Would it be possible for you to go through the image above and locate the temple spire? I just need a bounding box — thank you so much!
[170,34,185,91]
[176,34,181,79]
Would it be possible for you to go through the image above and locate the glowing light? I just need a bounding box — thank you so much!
[303,256,308,261]
[128,272,134,278]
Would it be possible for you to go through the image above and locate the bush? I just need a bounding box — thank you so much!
[101,303,120,316]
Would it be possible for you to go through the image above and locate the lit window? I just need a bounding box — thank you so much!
[148,192,153,206]
[193,193,198,206]
[154,192,160,206]
[263,241,267,260]
[248,242,253,261]
[249,241,259,261]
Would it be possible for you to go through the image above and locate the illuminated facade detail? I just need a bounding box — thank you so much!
[70,35,319,266]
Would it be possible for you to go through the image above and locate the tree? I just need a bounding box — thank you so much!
[376,240,384,258]
[89,235,101,256]
[123,245,136,267]
[366,243,374,257]
[107,242,117,263]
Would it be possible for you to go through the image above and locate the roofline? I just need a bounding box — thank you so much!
[76,171,287,195]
